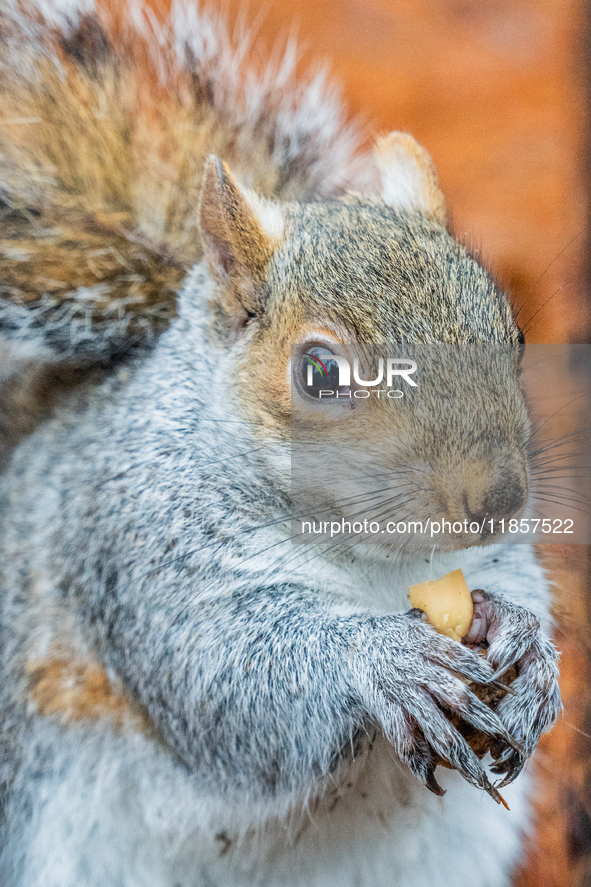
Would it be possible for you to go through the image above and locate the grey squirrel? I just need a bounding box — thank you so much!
[0,2,561,886]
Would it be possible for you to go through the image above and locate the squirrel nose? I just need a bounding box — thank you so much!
[464,474,526,525]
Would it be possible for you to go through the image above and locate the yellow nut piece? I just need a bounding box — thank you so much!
[408,569,474,642]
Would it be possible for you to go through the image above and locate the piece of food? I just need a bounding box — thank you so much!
[408,568,474,641]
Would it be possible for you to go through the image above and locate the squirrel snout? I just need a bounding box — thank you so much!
[435,460,529,537]
[463,471,527,527]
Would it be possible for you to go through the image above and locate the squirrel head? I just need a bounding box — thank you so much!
[197,135,528,550]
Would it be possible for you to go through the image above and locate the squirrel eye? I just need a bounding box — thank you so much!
[298,345,351,400]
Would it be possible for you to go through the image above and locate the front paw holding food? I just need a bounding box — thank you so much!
[464,589,562,785]
[347,611,522,803]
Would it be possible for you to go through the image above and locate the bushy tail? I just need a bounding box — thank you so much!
[0,0,367,362]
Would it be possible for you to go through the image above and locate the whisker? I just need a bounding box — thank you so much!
[513,227,586,325]
[527,393,588,437]
[522,271,585,336]
[529,494,591,517]
[197,444,274,468]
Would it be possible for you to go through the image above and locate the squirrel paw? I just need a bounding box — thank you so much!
[348,611,521,803]
[464,590,562,786]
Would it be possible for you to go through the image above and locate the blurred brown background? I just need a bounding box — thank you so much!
[137,0,591,883]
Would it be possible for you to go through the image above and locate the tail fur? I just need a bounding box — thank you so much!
[0,0,367,361]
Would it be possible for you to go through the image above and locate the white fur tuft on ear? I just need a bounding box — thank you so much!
[374,132,446,226]
[241,188,285,243]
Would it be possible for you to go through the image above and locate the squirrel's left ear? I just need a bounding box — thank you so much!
[374,132,446,226]
[199,156,284,315]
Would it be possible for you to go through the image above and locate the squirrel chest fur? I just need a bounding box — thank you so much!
[0,2,561,886]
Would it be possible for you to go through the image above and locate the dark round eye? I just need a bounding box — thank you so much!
[298,345,350,400]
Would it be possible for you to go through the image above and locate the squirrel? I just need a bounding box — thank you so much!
[0,2,562,886]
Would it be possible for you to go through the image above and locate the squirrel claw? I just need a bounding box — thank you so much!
[425,769,446,797]
[484,780,505,806]
[489,665,520,683]
[489,747,525,786]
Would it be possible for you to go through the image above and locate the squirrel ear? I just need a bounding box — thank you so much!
[374,133,446,226]
[198,156,284,313]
